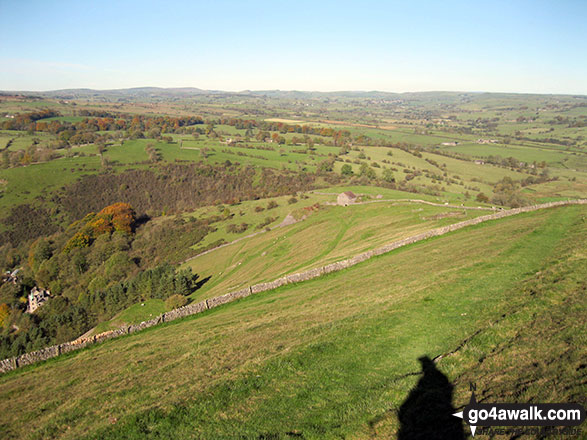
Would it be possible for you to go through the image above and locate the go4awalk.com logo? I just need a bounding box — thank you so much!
[453,384,585,437]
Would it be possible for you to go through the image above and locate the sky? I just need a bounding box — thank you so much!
[0,0,586,94]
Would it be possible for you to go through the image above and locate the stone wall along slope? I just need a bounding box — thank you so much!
[1,199,584,374]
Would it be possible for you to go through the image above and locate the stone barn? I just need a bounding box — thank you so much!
[337,191,357,206]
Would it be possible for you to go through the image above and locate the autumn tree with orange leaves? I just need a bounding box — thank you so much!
[63,203,136,252]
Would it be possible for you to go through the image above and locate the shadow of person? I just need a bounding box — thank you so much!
[398,356,465,440]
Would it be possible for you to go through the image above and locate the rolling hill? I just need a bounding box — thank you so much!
[0,204,584,439]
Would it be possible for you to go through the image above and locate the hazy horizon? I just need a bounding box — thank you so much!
[1,86,586,97]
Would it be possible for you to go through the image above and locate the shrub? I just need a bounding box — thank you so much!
[476,192,490,203]
[288,197,298,204]
[226,223,249,234]
[267,201,278,209]
[317,159,334,173]
[256,216,278,230]
[165,294,188,310]
[382,168,395,183]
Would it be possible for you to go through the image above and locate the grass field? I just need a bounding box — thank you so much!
[1,205,583,439]
[182,192,330,247]
[443,142,582,168]
[95,186,488,333]
[0,130,55,151]
[0,156,102,210]
[183,198,490,301]
[179,184,468,251]
[91,299,167,334]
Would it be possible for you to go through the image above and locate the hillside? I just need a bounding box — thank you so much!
[182,194,492,301]
[0,204,584,439]
[87,189,493,333]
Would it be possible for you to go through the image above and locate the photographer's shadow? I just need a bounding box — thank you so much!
[398,356,465,440]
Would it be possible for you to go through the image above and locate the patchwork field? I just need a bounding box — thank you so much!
[0,91,585,440]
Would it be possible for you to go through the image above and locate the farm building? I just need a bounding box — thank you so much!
[337,191,358,206]
[2,268,20,285]
[27,287,51,313]
[476,139,498,144]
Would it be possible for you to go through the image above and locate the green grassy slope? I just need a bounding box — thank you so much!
[94,189,489,333]
[183,199,489,301]
[91,299,167,334]
[0,205,584,439]
[94,190,488,332]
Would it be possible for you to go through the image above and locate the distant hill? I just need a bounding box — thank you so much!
[2,87,584,102]
[0,87,224,100]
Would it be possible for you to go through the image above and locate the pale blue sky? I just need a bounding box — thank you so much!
[0,0,585,93]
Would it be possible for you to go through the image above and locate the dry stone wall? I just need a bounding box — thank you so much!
[1,199,584,374]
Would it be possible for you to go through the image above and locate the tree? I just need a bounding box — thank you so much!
[317,159,334,174]
[97,203,136,234]
[104,252,135,281]
[28,238,53,271]
[63,232,91,253]
[476,192,490,203]
[382,168,395,183]
[147,127,161,139]
[359,163,376,180]
[173,269,194,296]
[165,294,188,310]
[0,303,10,329]
[341,164,354,176]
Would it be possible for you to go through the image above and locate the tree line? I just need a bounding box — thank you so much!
[0,203,207,358]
